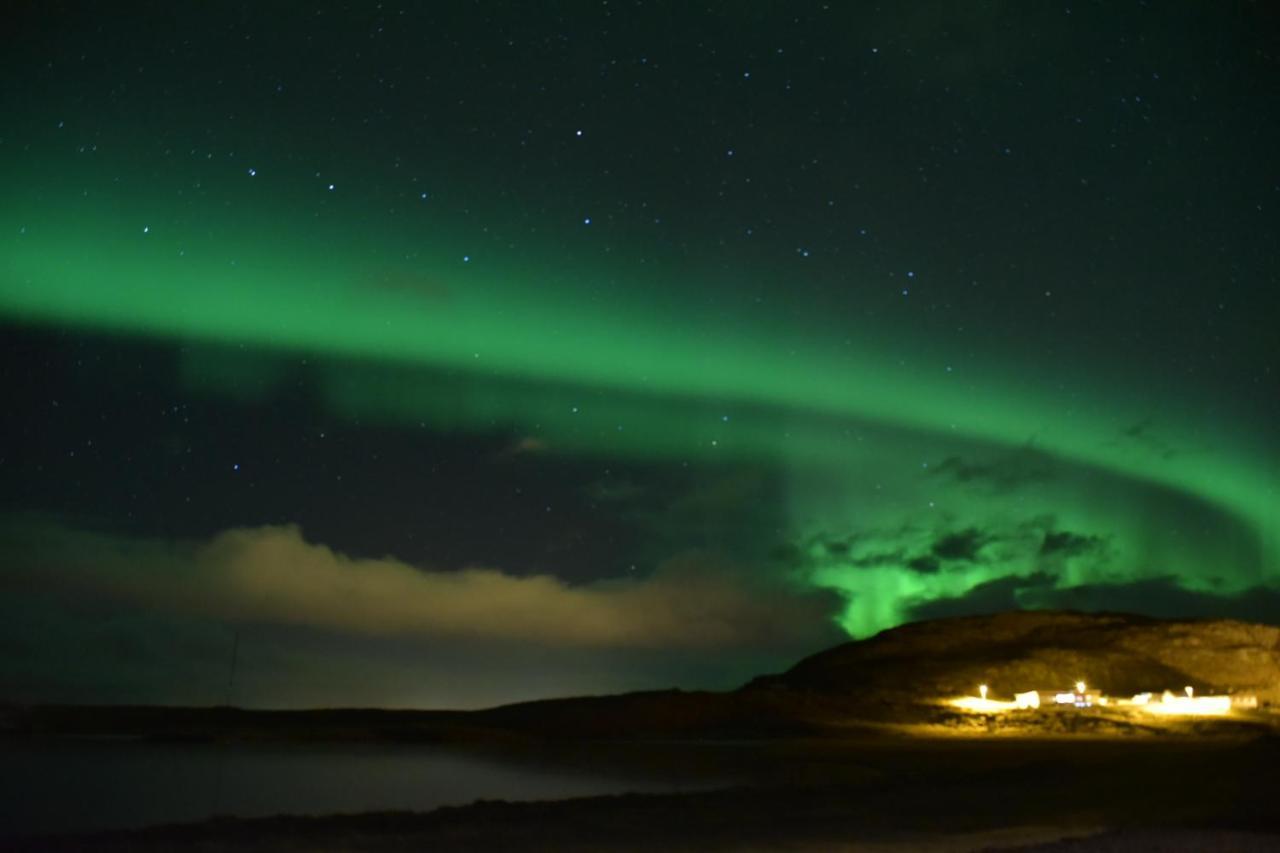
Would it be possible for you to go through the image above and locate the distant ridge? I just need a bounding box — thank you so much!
[5,611,1278,742]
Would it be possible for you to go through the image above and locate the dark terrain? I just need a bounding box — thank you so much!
[5,611,1279,850]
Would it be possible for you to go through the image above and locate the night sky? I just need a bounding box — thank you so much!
[2,2,1277,709]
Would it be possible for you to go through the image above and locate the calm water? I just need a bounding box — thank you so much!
[0,738,735,839]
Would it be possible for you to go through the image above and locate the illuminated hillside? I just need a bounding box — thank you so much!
[753,610,1280,708]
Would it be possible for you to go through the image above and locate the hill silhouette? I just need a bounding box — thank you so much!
[754,609,1280,704]
[5,611,1278,742]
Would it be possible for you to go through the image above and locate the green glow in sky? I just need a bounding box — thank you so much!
[2,175,1276,637]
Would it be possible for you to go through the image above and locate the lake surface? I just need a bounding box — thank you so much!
[0,738,737,839]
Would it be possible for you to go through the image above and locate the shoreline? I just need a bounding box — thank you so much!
[6,732,1279,851]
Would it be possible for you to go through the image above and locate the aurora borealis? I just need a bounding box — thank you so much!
[2,3,1277,707]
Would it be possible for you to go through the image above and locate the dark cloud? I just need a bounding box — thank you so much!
[907,573,1058,622]
[1040,530,1105,558]
[930,449,1055,492]
[792,535,916,570]
[907,555,941,574]
[795,532,863,561]
[768,542,805,568]
[855,550,908,568]
[1023,577,1280,625]
[1116,417,1180,461]
[931,527,990,562]
[907,574,1280,628]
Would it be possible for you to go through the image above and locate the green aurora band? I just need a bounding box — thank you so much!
[2,170,1276,636]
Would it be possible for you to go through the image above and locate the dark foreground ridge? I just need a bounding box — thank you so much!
[4,611,1280,851]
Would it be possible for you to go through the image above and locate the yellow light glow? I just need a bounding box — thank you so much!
[1014,690,1040,710]
[1143,695,1232,716]
[979,684,988,700]
[1184,685,1194,698]
[951,696,1018,713]
[1075,681,1086,694]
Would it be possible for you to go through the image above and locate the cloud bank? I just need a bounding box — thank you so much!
[1,519,837,651]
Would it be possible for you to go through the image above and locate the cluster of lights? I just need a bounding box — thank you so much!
[952,680,1239,718]
[1133,686,1232,716]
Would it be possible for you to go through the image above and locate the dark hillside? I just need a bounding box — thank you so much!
[752,611,1280,706]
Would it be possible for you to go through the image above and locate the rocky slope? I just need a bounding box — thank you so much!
[752,610,1280,707]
